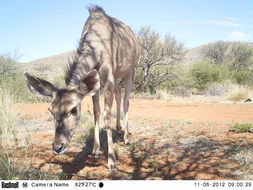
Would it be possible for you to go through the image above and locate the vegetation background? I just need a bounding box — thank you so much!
[1,25,253,179]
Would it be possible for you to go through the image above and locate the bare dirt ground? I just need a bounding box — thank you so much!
[17,97,253,180]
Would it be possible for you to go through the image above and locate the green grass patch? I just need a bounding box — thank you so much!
[229,122,253,133]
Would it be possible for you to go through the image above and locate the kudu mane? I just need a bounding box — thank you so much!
[64,6,106,86]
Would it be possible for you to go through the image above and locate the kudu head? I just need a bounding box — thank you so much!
[24,70,100,154]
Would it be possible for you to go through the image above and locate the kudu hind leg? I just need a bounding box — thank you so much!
[114,80,122,131]
[123,71,134,144]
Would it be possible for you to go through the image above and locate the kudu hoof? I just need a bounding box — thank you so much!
[116,125,122,132]
[92,154,100,160]
[108,167,117,174]
[124,138,131,145]
[124,133,131,145]
[92,150,101,159]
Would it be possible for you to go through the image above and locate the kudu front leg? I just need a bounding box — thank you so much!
[104,84,116,171]
[92,91,101,158]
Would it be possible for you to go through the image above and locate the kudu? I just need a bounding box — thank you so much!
[25,6,140,170]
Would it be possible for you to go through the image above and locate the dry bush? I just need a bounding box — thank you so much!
[201,41,253,69]
[226,85,252,102]
[205,83,228,96]
[156,90,172,101]
[131,92,160,100]
[135,26,185,94]
[171,86,191,97]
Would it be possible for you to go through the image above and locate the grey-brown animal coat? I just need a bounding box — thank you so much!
[25,5,140,170]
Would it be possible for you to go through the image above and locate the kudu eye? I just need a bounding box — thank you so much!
[70,107,77,115]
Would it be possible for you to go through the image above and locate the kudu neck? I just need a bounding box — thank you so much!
[67,57,97,87]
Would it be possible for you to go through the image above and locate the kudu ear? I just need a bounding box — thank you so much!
[78,69,100,96]
[24,72,56,97]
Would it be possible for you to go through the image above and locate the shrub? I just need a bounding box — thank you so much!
[188,60,226,92]
[0,55,18,78]
[0,54,49,103]
[202,41,229,64]
[229,122,253,133]
[201,41,253,69]
[52,74,65,87]
[200,41,253,87]
[135,26,185,94]
[233,70,253,86]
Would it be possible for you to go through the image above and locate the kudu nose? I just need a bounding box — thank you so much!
[52,143,64,154]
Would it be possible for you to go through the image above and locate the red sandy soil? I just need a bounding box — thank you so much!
[17,98,253,180]
[19,97,253,122]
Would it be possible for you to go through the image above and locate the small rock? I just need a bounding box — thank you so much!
[244,98,252,102]
[249,128,253,133]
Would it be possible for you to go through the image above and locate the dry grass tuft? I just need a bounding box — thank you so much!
[0,86,66,180]
[226,85,251,102]
[0,87,20,147]
[205,83,228,96]
[156,90,172,101]
[0,86,31,179]
[76,110,94,144]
